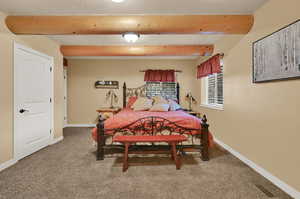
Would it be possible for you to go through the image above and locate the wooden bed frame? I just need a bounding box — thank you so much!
[96,82,210,161]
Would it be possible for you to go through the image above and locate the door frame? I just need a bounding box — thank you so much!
[13,42,54,161]
[63,67,68,127]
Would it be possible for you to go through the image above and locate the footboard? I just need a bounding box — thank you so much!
[96,115,210,161]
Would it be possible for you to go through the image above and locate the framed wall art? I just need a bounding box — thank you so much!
[253,20,300,83]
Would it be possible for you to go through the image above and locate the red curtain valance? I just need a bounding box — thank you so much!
[197,54,221,79]
[144,70,175,82]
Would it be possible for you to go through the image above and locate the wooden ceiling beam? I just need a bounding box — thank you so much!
[60,45,214,56]
[6,15,254,35]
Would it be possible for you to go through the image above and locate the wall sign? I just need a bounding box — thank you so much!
[253,20,300,83]
[95,81,119,89]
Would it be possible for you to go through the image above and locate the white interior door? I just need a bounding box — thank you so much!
[14,43,53,160]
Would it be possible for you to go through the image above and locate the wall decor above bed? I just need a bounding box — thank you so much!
[95,80,119,89]
[253,20,300,83]
[146,82,178,101]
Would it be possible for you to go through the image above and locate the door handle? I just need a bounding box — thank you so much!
[19,109,29,113]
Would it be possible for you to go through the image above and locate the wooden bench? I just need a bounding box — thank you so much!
[113,135,187,172]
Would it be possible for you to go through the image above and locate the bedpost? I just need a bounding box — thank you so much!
[123,82,127,108]
[97,114,105,160]
[176,82,180,104]
[200,115,209,161]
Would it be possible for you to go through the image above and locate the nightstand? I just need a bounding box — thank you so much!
[96,107,121,119]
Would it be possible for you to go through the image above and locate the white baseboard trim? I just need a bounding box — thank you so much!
[214,138,300,199]
[50,136,64,145]
[1,136,64,173]
[64,124,96,128]
[0,159,18,172]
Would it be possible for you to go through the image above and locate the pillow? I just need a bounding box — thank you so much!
[126,96,138,108]
[152,96,168,105]
[168,99,181,111]
[149,103,170,112]
[132,97,153,111]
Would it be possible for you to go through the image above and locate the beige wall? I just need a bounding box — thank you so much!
[0,12,64,164]
[2,0,299,192]
[67,59,198,124]
[196,0,300,192]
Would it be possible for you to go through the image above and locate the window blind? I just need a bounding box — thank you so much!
[207,65,223,105]
[208,75,216,104]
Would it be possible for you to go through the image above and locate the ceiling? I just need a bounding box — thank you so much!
[0,0,267,15]
[48,35,223,46]
[1,0,267,58]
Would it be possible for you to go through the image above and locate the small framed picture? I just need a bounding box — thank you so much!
[95,81,119,89]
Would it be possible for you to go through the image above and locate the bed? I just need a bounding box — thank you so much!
[94,82,212,161]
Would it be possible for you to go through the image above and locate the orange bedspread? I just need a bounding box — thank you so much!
[92,108,213,146]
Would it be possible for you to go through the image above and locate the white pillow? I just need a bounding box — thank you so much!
[168,99,181,111]
[149,103,170,112]
[152,96,168,105]
[132,97,153,111]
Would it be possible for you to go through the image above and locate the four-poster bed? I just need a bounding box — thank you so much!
[94,82,211,164]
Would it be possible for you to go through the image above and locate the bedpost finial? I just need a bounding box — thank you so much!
[98,113,105,123]
[202,114,208,124]
[123,82,127,108]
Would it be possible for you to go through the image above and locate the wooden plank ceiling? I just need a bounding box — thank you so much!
[6,15,253,56]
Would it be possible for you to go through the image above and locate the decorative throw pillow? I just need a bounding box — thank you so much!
[152,96,168,105]
[132,97,153,111]
[127,96,138,108]
[168,99,181,111]
[149,103,170,112]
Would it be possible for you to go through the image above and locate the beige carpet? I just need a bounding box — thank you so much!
[0,127,293,199]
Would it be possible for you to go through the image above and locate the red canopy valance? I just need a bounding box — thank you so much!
[197,54,221,79]
[144,70,175,82]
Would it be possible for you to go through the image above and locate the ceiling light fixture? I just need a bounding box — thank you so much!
[111,0,125,3]
[122,32,140,43]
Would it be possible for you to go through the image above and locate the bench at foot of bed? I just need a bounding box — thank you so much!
[113,135,187,172]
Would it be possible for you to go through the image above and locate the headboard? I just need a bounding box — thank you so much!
[122,82,180,108]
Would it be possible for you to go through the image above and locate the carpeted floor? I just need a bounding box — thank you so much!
[0,127,293,199]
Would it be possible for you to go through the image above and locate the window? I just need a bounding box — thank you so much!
[202,65,224,110]
[146,82,177,100]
